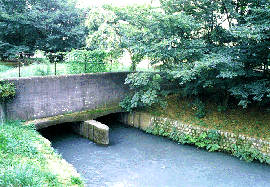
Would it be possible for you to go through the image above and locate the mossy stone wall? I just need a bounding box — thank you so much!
[119,112,270,163]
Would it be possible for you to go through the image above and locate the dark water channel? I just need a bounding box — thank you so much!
[39,116,270,187]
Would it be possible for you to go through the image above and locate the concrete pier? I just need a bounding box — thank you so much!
[72,120,109,146]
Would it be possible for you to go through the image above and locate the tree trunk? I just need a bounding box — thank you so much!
[127,49,136,71]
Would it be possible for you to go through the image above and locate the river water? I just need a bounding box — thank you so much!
[39,116,270,187]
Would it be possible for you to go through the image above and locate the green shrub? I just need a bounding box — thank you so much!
[228,139,270,163]
[120,72,168,111]
[70,176,84,186]
[189,98,205,118]
[0,81,16,103]
[66,49,112,74]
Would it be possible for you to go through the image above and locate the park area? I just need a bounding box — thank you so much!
[0,0,270,186]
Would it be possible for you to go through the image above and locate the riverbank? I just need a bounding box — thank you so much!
[120,111,270,163]
[40,117,270,187]
[0,121,85,186]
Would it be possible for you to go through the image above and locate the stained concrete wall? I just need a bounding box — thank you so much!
[2,72,130,123]
[71,120,109,146]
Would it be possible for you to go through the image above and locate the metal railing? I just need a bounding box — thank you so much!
[0,52,156,78]
[0,52,113,77]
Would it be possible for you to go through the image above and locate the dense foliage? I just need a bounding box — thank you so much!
[0,81,16,103]
[0,0,86,58]
[1,0,269,110]
[65,49,117,73]
[113,0,270,110]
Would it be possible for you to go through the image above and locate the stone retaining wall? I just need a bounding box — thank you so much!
[119,112,270,157]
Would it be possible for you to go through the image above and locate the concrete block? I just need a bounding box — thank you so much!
[86,121,94,141]
[81,121,89,138]
[87,120,109,146]
[127,113,134,127]
[133,112,140,128]
[139,113,152,130]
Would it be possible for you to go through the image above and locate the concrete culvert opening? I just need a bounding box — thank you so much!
[38,113,126,146]
[37,122,84,142]
[94,113,123,125]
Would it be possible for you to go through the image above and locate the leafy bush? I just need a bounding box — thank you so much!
[65,49,114,74]
[120,72,169,111]
[0,81,16,103]
[70,176,84,186]
[228,138,270,163]
[229,80,270,108]
[189,98,205,118]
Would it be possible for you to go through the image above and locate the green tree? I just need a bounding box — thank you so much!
[121,0,270,111]
[65,49,112,74]
[156,0,270,108]
[85,4,153,71]
[0,0,86,57]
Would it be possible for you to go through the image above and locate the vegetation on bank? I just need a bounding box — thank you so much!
[144,116,270,164]
[0,121,85,186]
[144,94,270,141]
[137,94,270,164]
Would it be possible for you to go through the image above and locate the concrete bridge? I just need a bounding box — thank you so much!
[0,72,131,133]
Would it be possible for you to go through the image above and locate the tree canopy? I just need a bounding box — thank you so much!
[1,0,269,110]
[108,0,270,110]
[0,0,86,56]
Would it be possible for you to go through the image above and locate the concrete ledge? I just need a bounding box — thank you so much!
[71,120,109,146]
[24,106,122,130]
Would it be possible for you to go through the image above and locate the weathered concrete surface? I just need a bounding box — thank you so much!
[91,120,109,145]
[70,120,109,146]
[2,72,130,128]
[25,104,122,130]
[0,104,4,125]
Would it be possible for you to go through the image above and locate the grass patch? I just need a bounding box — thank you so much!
[0,121,84,186]
[0,64,13,74]
[0,63,69,78]
[0,60,156,78]
[142,94,270,141]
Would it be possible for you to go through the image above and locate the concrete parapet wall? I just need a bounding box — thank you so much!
[120,112,270,157]
[2,72,130,121]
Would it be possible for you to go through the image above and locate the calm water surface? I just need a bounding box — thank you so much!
[39,120,270,187]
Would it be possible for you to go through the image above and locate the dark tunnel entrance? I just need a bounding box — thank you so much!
[37,113,125,144]
[37,122,83,143]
